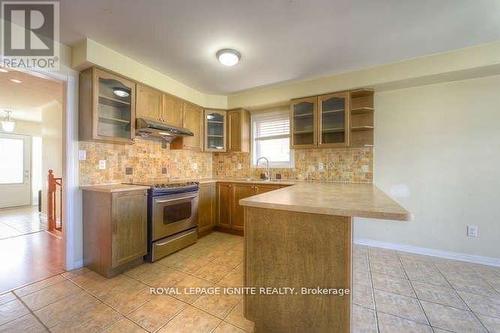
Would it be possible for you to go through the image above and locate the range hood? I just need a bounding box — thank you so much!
[136,118,193,142]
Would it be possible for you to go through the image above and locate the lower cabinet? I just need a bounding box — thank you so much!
[216,182,284,233]
[83,188,148,277]
[198,182,216,235]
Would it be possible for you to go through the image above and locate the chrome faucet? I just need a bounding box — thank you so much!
[256,157,271,180]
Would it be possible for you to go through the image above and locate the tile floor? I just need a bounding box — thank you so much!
[0,207,63,293]
[0,206,47,239]
[0,232,499,332]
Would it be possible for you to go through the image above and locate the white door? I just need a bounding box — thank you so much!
[0,133,31,208]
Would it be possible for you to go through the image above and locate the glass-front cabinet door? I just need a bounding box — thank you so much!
[318,92,349,147]
[94,69,136,143]
[291,97,317,148]
[204,110,226,152]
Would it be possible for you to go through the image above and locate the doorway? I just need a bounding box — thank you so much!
[0,68,65,292]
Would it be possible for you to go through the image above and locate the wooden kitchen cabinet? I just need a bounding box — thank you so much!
[162,93,184,127]
[79,67,136,144]
[198,182,216,235]
[227,108,250,153]
[82,187,148,277]
[215,182,285,233]
[136,84,163,121]
[171,102,203,151]
[205,110,227,152]
[217,183,233,228]
[231,183,255,231]
[291,96,317,149]
[318,92,349,148]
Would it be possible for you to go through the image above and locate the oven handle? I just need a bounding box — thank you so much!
[154,194,198,204]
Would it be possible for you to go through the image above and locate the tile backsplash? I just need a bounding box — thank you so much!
[79,138,212,185]
[79,138,372,185]
[213,148,373,183]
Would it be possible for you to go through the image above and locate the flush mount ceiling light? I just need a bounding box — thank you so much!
[216,49,241,66]
[9,78,22,83]
[1,110,15,132]
[113,87,130,98]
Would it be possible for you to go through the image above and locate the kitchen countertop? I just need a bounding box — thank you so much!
[80,184,150,193]
[239,182,410,221]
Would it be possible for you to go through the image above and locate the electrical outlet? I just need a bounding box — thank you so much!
[98,160,106,170]
[78,150,86,161]
[237,163,242,170]
[467,225,478,238]
[318,162,324,172]
[362,165,369,173]
[192,163,198,170]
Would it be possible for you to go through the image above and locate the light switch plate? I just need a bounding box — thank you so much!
[78,150,86,161]
[467,225,478,238]
[98,160,106,170]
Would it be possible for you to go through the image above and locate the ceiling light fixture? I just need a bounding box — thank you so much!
[113,87,130,98]
[9,78,22,83]
[216,49,241,66]
[1,111,15,132]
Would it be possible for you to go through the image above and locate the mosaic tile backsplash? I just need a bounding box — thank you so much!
[79,138,213,185]
[79,138,373,185]
[213,148,373,183]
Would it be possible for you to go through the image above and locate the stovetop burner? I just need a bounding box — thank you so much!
[128,181,199,196]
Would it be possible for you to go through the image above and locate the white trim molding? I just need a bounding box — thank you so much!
[354,238,500,267]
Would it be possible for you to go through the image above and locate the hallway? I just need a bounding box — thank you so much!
[0,207,64,293]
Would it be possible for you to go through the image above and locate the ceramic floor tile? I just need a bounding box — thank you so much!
[353,283,375,309]
[98,279,152,315]
[0,293,16,306]
[214,321,246,333]
[157,305,221,333]
[0,299,29,326]
[218,267,244,287]
[372,273,415,297]
[411,281,467,310]
[193,262,234,283]
[448,277,498,298]
[374,290,428,324]
[49,302,122,333]
[34,290,102,328]
[193,293,241,319]
[477,314,500,332]
[127,295,187,332]
[103,318,147,333]
[14,275,66,297]
[352,304,377,333]
[171,256,214,274]
[370,262,407,279]
[353,269,372,287]
[377,312,432,333]
[172,275,214,304]
[420,300,486,332]
[0,313,47,333]
[225,301,255,332]
[458,290,500,319]
[125,262,188,287]
[20,279,81,311]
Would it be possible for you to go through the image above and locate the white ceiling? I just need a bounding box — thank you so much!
[60,0,500,94]
[0,70,63,122]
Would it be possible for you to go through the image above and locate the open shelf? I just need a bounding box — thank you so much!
[351,107,374,115]
[350,88,374,98]
[351,125,374,131]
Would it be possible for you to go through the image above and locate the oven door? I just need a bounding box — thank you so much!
[152,191,199,241]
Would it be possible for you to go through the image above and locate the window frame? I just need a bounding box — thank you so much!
[250,107,294,169]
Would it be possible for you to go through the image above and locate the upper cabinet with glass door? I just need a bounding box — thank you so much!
[204,110,227,152]
[290,97,317,148]
[79,67,136,144]
[318,92,349,147]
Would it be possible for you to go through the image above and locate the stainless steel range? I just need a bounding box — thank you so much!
[130,181,199,262]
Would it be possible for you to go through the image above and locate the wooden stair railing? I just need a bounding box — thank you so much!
[48,169,62,237]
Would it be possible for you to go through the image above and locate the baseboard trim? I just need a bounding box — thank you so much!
[354,238,500,267]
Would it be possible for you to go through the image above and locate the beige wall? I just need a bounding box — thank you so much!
[354,75,500,259]
[41,100,64,215]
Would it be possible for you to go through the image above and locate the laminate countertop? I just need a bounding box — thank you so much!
[80,184,150,193]
[239,182,410,221]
